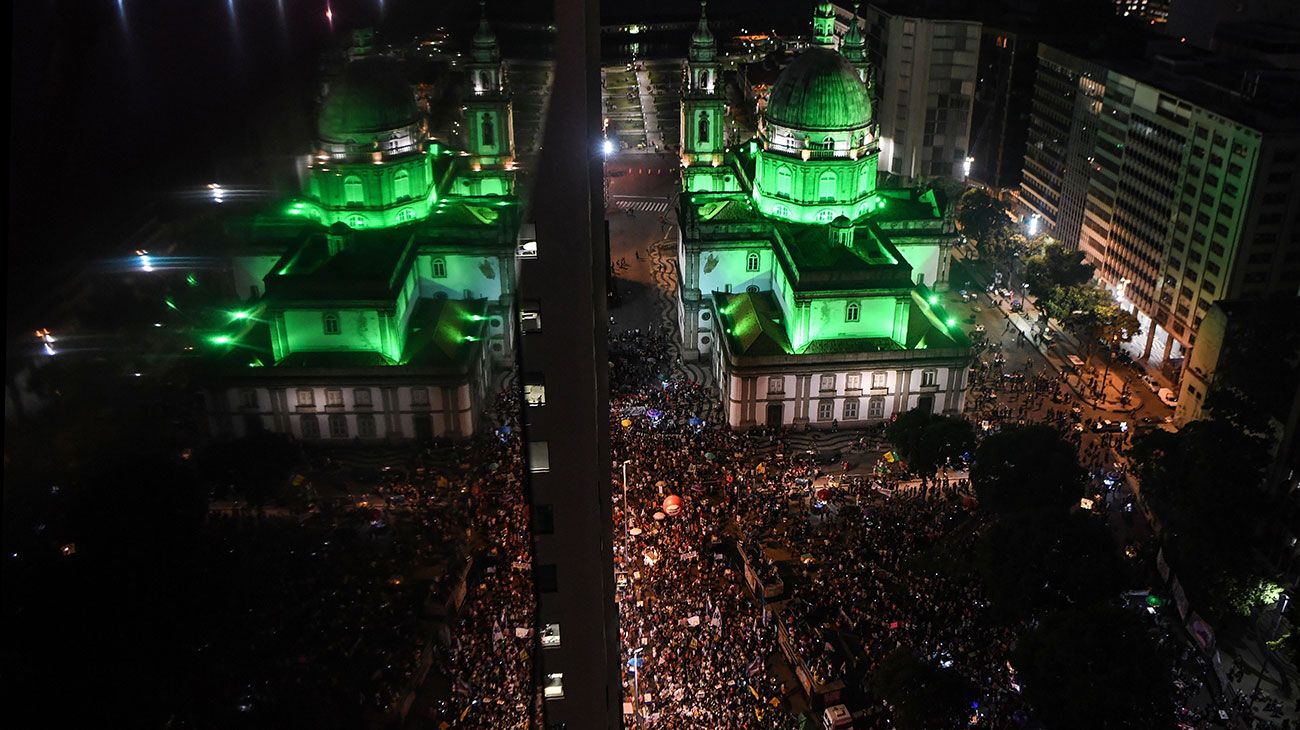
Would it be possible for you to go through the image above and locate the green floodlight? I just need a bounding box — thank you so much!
[231,310,251,321]
[186,274,199,287]
[928,294,939,305]
[946,317,957,327]
[209,335,232,346]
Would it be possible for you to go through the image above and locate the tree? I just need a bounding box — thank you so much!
[1041,284,1141,357]
[976,509,1123,619]
[887,409,975,479]
[1013,605,1175,730]
[971,425,1085,514]
[1129,420,1277,622]
[1024,241,1093,300]
[869,646,975,730]
[956,188,1017,263]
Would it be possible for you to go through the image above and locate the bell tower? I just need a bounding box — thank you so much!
[463,0,515,192]
[680,1,729,191]
[813,1,837,48]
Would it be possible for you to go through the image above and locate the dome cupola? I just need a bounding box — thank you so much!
[765,47,872,132]
[317,57,420,144]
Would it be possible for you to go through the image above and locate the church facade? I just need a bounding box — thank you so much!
[676,3,971,429]
[202,18,521,442]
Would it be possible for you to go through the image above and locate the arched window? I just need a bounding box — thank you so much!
[322,312,341,335]
[347,214,367,228]
[773,204,791,219]
[431,258,447,279]
[395,208,415,223]
[818,170,837,201]
[699,69,710,90]
[846,301,860,322]
[481,113,496,148]
[393,170,410,200]
[697,111,710,145]
[746,251,760,272]
[776,166,792,197]
[817,209,835,223]
[343,176,364,205]
[821,135,835,150]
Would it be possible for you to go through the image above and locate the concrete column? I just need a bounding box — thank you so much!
[894,368,911,413]
[1141,324,1156,360]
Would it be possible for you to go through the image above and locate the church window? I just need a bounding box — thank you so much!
[921,369,938,387]
[328,414,348,438]
[699,69,710,90]
[817,209,835,223]
[344,175,364,205]
[322,312,341,335]
[357,414,377,438]
[817,400,834,421]
[746,285,759,293]
[482,113,496,148]
[843,399,860,419]
[818,170,837,201]
[846,373,862,390]
[347,214,367,229]
[821,135,835,150]
[768,376,785,394]
[871,371,888,389]
[697,111,710,145]
[776,167,792,197]
[396,208,415,223]
[325,388,344,406]
[773,204,790,219]
[296,388,315,407]
[300,415,321,438]
[867,396,885,419]
[846,301,860,322]
[819,374,836,391]
[394,170,411,200]
[432,258,447,279]
[746,251,760,272]
[353,388,373,407]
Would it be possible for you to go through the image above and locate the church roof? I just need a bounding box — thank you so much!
[318,57,420,142]
[712,291,792,356]
[766,47,872,132]
[265,227,417,304]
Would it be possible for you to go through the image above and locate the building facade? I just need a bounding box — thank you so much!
[202,20,522,442]
[676,4,971,430]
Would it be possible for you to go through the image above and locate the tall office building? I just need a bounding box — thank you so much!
[520,0,620,725]
[860,2,981,181]
[969,25,1039,190]
[1021,43,1300,367]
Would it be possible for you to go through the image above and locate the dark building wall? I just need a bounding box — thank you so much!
[519,0,620,727]
[971,27,1037,190]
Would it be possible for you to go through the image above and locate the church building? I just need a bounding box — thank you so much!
[676,2,971,428]
[201,14,522,442]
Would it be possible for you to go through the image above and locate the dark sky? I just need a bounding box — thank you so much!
[7,0,805,328]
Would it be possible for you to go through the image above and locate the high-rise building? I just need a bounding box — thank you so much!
[519,0,621,724]
[1020,43,1300,368]
[969,25,1039,190]
[860,2,981,181]
[1167,0,1294,50]
[1113,0,1170,26]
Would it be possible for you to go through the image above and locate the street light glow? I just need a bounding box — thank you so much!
[602,139,615,156]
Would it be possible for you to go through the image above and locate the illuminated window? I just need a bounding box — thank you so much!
[431,258,447,279]
[768,376,785,394]
[411,387,429,406]
[347,214,367,229]
[541,623,561,648]
[871,371,888,389]
[921,369,938,387]
[846,301,860,322]
[323,312,341,335]
[357,414,376,438]
[819,374,836,391]
[395,208,415,223]
[328,414,348,438]
[846,373,861,390]
[817,209,835,223]
[300,414,320,438]
[296,388,315,407]
[843,398,860,419]
[521,305,542,333]
[776,166,792,197]
[543,673,564,700]
[773,204,790,218]
[746,251,760,272]
[343,175,364,204]
[325,388,344,407]
[524,374,546,406]
[819,170,837,200]
[393,170,410,200]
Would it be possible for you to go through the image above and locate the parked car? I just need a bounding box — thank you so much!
[1093,419,1128,433]
[1158,387,1179,408]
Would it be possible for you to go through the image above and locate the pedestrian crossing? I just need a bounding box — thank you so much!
[613,197,670,213]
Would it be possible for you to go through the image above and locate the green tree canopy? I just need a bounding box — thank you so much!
[1129,420,1276,621]
[971,425,1085,514]
[1013,605,1174,730]
[976,509,1123,619]
[869,646,975,730]
[1041,284,1141,352]
[956,188,1017,263]
[887,409,975,478]
[1025,241,1093,300]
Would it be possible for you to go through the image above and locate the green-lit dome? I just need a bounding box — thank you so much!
[318,57,419,141]
[766,48,872,132]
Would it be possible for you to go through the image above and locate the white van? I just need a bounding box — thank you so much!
[823,704,853,729]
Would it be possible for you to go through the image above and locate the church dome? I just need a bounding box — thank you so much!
[318,57,420,142]
[766,47,872,132]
